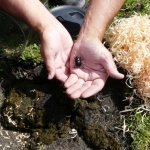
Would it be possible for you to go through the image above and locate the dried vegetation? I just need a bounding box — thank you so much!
[105,15,150,107]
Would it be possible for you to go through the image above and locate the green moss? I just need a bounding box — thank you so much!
[84,125,120,150]
[87,102,100,110]
[20,33,42,66]
[20,43,42,66]
[2,79,75,145]
[127,112,150,150]
[117,0,150,18]
[72,99,120,150]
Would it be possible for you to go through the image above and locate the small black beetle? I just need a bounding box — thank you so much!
[74,56,82,67]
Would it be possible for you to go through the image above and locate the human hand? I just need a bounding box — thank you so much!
[0,0,72,81]
[64,38,124,98]
[40,22,73,81]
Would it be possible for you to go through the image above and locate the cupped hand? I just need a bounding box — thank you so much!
[40,22,73,81]
[64,38,124,98]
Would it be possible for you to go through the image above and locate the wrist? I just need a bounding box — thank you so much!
[75,35,101,51]
[77,14,106,42]
[37,13,61,36]
[77,26,105,43]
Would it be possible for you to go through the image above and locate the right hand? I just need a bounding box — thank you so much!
[40,21,73,81]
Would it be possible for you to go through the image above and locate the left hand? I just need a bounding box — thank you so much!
[64,38,124,98]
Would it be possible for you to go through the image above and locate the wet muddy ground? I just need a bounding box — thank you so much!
[0,59,133,150]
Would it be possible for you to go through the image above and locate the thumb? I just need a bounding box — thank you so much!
[108,68,124,79]
[102,56,124,79]
[107,63,124,79]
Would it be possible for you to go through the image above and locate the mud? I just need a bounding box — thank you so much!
[0,59,133,150]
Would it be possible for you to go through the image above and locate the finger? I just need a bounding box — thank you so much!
[41,46,56,80]
[102,53,124,79]
[64,74,78,88]
[66,79,84,95]
[108,64,124,79]
[45,57,55,80]
[55,67,70,82]
[81,79,106,98]
[71,68,89,81]
[69,81,92,99]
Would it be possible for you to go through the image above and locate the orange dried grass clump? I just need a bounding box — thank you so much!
[105,15,150,106]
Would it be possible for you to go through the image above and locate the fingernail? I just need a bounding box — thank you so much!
[48,73,52,80]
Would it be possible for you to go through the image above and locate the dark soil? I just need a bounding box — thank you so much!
[0,58,133,150]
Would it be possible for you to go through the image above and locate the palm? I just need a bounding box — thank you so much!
[40,26,73,81]
[71,44,108,81]
[64,39,124,98]
[52,31,73,81]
